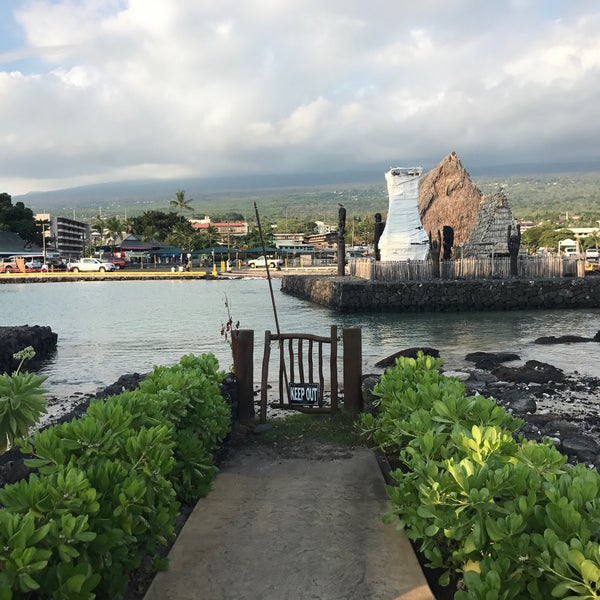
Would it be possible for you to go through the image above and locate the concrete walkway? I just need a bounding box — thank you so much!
[144,445,434,600]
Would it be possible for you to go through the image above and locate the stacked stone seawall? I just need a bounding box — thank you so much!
[280,275,600,312]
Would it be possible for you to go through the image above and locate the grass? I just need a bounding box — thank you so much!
[257,411,365,446]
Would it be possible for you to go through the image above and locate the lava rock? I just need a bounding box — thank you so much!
[534,335,594,344]
[361,374,382,415]
[464,351,520,370]
[492,360,565,384]
[374,347,440,369]
[0,325,58,374]
[561,435,600,464]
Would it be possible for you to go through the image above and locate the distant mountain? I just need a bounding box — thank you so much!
[13,160,600,220]
[15,170,384,214]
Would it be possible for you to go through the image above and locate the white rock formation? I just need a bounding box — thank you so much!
[379,167,429,261]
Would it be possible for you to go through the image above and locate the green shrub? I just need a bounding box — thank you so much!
[0,352,231,599]
[0,346,47,454]
[360,352,600,599]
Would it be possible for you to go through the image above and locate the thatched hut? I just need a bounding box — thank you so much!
[418,152,483,246]
[463,190,518,257]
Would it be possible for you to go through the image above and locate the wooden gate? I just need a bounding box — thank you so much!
[260,325,338,422]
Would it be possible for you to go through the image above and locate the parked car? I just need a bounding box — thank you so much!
[68,258,116,272]
[247,256,283,268]
[110,257,127,269]
[25,259,43,271]
[585,248,599,262]
[99,254,127,269]
[0,259,18,273]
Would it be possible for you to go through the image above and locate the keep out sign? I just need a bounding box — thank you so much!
[288,383,320,406]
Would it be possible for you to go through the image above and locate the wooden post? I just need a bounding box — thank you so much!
[577,256,586,278]
[260,331,272,424]
[232,329,255,423]
[342,328,362,414]
[330,325,338,413]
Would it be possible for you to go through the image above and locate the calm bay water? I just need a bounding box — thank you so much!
[1,278,598,398]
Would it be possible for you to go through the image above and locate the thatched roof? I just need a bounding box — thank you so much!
[463,190,517,256]
[418,152,483,246]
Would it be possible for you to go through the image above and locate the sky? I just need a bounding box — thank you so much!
[1,0,600,196]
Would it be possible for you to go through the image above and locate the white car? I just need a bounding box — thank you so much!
[68,258,116,272]
[247,256,283,269]
[585,248,599,260]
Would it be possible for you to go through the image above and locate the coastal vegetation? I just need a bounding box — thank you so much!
[0,353,231,598]
[359,353,600,599]
[0,347,47,454]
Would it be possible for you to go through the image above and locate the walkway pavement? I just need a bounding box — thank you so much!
[144,444,434,600]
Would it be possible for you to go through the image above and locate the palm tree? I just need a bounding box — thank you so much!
[104,216,123,252]
[169,190,194,213]
[91,215,105,247]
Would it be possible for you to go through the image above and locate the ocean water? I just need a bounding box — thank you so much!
[1,278,598,398]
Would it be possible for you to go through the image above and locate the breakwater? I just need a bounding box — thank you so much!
[280,275,600,312]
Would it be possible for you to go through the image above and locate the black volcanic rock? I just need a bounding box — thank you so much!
[0,325,58,374]
[492,360,565,384]
[464,351,520,370]
[534,335,595,344]
[374,347,440,369]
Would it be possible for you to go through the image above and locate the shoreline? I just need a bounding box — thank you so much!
[36,352,600,464]
[0,266,338,284]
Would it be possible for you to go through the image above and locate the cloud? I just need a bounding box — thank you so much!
[1,0,600,195]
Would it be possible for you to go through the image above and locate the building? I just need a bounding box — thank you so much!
[35,213,90,257]
[191,220,249,243]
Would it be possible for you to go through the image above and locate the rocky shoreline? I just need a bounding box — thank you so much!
[2,336,600,484]
[364,340,600,469]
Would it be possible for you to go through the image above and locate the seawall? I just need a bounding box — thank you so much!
[280,275,600,312]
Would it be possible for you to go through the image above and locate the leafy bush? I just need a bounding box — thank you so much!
[359,352,600,599]
[0,346,47,454]
[0,352,231,599]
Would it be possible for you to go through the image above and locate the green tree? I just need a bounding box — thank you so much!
[522,222,575,253]
[241,226,273,249]
[91,214,105,246]
[0,193,39,244]
[103,216,123,251]
[213,212,245,222]
[169,190,194,213]
[165,220,196,249]
[129,210,189,242]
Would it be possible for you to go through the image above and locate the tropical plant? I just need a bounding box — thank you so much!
[165,220,196,250]
[0,346,47,454]
[361,353,600,599]
[169,190,194,213]
[91,214,105,245]
[103,216,123,249]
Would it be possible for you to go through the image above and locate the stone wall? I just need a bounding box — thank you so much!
[280,275,600,312]
[0,326,58,374]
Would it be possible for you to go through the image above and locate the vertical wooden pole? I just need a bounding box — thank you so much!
[260,331,272,424]
[232,329,255,423]
[343,328,362,414]
[330,325,338,414]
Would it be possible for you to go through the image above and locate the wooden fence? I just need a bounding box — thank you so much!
[350,255,583,282]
